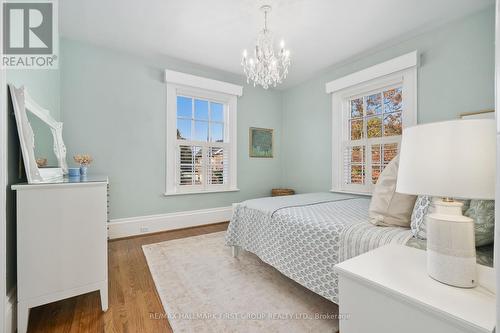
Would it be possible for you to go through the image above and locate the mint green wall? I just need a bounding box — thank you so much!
[6,7,494,221]
[60,39,283,219]
[281,7,495,193]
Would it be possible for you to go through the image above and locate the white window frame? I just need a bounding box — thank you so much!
[327,51,418,195]
[164,70,242,196]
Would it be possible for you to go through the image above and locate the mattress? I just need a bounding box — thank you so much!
[225,193,412,303]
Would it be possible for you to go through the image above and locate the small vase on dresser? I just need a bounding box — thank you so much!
[12,175,109,333]
[79,164,88,176]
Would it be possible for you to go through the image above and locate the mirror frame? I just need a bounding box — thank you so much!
[9,84,68,183]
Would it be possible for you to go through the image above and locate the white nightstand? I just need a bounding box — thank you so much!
[334,244,496,333]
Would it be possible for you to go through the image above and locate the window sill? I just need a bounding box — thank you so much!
[163,188,240,197]
[330,189,372,197]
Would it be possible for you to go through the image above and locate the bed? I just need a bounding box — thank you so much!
[225,192,494,304]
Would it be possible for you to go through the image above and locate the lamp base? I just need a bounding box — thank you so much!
[427,249,477,288]
[426,198,476,288]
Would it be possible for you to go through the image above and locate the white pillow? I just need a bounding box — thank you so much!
[369,156,417,227]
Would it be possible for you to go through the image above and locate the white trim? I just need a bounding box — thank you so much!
[330,189,372,197]
[325,51,418,93]
[165,81,238,196]
[329,60,417,194]
[165,82,177,194]
[164,70,243,96]
[163,188,240,196]
[5,287,16,333]
[107,206,232,239]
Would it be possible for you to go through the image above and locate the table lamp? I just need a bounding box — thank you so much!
[397,119,495,288]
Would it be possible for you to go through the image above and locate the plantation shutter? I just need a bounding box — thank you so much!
[176,144,230,188]
[342,85,403,193]
[175,95,231,192]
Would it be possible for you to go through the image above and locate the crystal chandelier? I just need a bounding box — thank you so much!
[241,5,290,89]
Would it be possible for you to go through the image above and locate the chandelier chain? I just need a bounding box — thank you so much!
[264,10,267,31]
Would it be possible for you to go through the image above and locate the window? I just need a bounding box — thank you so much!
[176,96,228,187]
[344,85,402,187]
[327,52,417,194]
[165,70,242,195]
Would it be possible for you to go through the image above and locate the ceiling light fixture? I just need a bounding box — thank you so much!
[241,5,290,89]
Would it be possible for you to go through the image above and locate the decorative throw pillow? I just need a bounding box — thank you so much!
[465,200,495,246]
[410,197,471,240]
[369,156,417,227]
[410,195,432,239]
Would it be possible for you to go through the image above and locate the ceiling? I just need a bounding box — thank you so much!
[59,0,494,89]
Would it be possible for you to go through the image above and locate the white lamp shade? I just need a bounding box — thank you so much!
[396,119,496,199]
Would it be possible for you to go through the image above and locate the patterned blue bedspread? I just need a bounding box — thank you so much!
[225,193,412,303]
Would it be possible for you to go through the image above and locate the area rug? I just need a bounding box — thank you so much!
[142,231,340,333]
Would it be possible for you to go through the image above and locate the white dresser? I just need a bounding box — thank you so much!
[12,175,109,333]
[335,245,496,333]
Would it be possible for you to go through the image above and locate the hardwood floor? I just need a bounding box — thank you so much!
[27,222,229,333]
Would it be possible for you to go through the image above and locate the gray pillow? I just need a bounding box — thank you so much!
[465,200,495,246]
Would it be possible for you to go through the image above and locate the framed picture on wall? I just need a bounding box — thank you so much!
[249,127,273,158]
[460,110,495,120]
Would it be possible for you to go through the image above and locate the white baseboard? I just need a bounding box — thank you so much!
[108,206,232,239]
[5,286,16,333]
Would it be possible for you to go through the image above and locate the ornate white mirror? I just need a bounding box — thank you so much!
[9,84,68,183]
